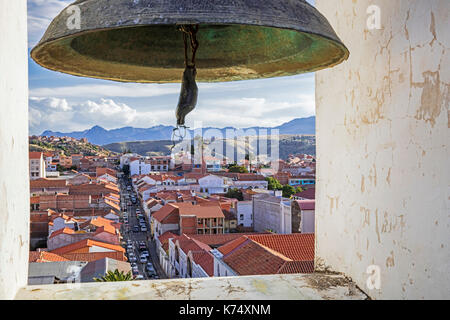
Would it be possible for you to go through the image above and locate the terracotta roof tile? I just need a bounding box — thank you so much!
[223,240,286,275]
[247,233,315,261]
[61,252,127,262]
[29,152,43,159]
[50,239,125,255]
[49,227,76,239]
[294,200,315,210]
[190,233,262,247]
[29,251,69,263]
[173,203,225,219]
[152,204,179,223]
[218,233,315,275]
[190,251,214,276]
[294,187,316,200]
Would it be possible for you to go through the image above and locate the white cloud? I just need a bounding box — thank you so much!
[28,0,72,47]
[28,97,160,134]
[29,83,181,98]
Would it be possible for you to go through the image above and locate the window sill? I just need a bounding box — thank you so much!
[15,273,368,300]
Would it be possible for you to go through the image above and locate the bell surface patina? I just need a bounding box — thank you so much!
[31,0,349,83]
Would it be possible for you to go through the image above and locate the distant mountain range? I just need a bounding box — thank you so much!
[41,116,315,146]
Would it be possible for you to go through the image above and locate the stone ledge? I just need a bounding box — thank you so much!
[15,273,368,300]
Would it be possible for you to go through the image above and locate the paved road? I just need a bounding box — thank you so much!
[119,176,167,280]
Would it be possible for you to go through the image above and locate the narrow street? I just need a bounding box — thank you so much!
[119,175,167,280]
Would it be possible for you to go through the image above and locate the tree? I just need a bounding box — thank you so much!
[265,177,283,191]
[122,164,130,176]
[282,185,296,198]
[295,186,304,194]
[94,270,133,282]
[228,165,248,173]
[225,188,243,201]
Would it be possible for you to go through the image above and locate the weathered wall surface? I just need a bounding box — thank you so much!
[315,0,449,299]
[0,0,30,299]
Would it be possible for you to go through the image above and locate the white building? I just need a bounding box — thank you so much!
[198,175,229,195]
[211,249,237,277]
[119,153,140,169]
[236,201,253,228]
[231,179,268,190]
[252,194,292,234]
[29,152,46,180]
[168,235,213,278]
[129,159,152,176]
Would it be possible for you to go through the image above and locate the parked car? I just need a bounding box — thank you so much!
[135,275,145,280]
[146,265,156,276]
[140,256,148,263]
[129,256,137,263]
[132,268,139,276]
[141,251,149,258]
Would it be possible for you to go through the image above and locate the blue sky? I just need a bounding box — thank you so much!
[28,0,316,135]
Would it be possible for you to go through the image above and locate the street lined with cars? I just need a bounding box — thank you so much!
[119,176,165,280]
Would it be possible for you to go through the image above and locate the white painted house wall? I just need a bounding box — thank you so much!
[237,201,253,228]
[0,0,29,299]
[300,210,315,234]
[198,175,228,195]
[315,0,449,299]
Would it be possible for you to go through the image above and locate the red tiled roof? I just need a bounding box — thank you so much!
[29,152,43,160]
[223,239,287,275]
[294,187,316,200]
[50,239,125,255]
[173,202,225,219]
[158,231,177,244]
[29,251,69,263]
[152,204,179,224]
[191,251,214,276]
[217,233,315,275]
[30,178,68,188]
[218,236,250,255]
[90,217,117,234]
[247,234,315,261]
[184,173,208,180]
[295,200,315,211]
[174,234,212,256]
[277,261,314,274]
[61,251,127,262]
[49,227,75,239]
[158,232,179,251]
[190,233,262,247]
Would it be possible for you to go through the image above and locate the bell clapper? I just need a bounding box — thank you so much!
[172,25,200,152]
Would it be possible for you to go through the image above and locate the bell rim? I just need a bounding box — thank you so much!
[31,22,349,83]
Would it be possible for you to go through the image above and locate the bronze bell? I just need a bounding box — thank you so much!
[31,0,349,83]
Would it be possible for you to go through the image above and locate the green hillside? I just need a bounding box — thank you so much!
[104,135,315,160]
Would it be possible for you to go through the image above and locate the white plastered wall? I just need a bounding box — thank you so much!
[315,0,449,299]
[0,0,30,299]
